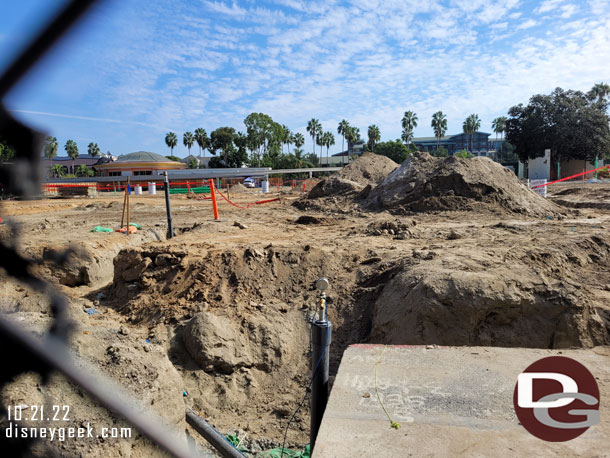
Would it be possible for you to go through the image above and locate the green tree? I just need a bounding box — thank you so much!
[183,131,194,156]
[87,142,100,158]
[75,164,94,177]
[304,153,319,167]
[187,157,198,169]
[507,87,610,163]
[50,164,65,178]
[210,127,237,166]
[44,136,58,163]
[462,114,481,153]
[588,82,610,103]
[64,139,78,174]
[367,124,381,153]
[321,131,335,164]
[307,118,321,157]
[293,132,305,151]
[431,111,447,151]
[491,116,507,157]
[194,128,209,159]
[455,150,474,158]
[165,132,178,155]
[376,139,410,163]
[244,112,278,166]
[280,125,292,153]
[0,138,16,162]
[337,119,350,165]
[345,126,361,148]
[165,155,180,161]
[401,111,418,145]
[431,147,449,157]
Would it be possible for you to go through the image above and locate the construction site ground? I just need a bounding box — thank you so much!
[1,166,610,457]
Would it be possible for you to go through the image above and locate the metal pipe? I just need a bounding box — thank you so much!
[310,320,332,453]
[163,172,174,238]
[186,408,245,458]
[0,317,199,458]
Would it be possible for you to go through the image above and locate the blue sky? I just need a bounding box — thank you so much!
[1,0,609,158]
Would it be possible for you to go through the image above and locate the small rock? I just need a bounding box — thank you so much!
[362,392,371,398]
[447,230,462,240]
[233,221,248,229]
[118,326,128,336]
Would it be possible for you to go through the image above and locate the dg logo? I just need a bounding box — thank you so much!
[513,356,600,441]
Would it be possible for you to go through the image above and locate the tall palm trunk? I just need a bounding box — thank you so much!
[342,136,345,165]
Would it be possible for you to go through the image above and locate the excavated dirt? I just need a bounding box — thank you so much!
[335,152,398,186]
[365,152,565,217]
[1,177,610,456]
[303,153,397,201]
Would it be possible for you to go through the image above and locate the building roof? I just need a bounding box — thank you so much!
[53,154,102,161]
[115,151,172,163]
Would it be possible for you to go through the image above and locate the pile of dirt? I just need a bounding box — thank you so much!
[336,152,398,186]
[307,177,363,199]
[302,153,397,201]
[365,152,564,216]
[230,183,250,193]
[367,233,610,348]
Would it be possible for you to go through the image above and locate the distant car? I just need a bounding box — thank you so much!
[243,177,256,188]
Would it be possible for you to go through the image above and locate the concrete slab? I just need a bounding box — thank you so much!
[314,345,610,458]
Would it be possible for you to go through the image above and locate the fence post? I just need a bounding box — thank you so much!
[209,179,219,220]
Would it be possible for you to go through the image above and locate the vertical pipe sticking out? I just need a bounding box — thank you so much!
[163,172,174,238]
[310,319,332,453]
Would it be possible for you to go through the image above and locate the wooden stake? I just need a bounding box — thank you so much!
[120,181,127,228]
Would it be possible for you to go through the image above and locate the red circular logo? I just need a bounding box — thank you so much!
[513,356,600,441]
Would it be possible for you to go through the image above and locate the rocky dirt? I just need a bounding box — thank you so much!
[1,163,610,456]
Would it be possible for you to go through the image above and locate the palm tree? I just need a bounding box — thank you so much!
[64,139,78,174]
[292,132,304,152]
[345,126,361,159]
[194,128,208,159]
[322,131,335,164]
[462,114,481,153]
[165,132,178,155]
[431,111,447,151]
[588,82,610,102]
[337,119,350,164]
[183,131,194,156]
[316,124,323,158]
[306,119,321,156]
[87,142,100,158]
[281,125,292,153]
[75,164,92,177]
[401,111,418,145]
[44,136,58,167]
[367,125,380,153]
[50,164,65,178]
[491,116,507,158]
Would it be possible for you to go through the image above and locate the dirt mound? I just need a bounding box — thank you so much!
[336,152,398,186]
[307,177,363,198]
[365,152,563,216]
[230,183,250,192]
[368,234,610,348]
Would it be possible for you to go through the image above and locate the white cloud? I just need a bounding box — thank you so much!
[517,19,538,29]
[535,0,565,14]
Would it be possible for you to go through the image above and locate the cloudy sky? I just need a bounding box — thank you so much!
[1,0,609,157]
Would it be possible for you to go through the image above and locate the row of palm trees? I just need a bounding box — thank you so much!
[43,136,101,175]
[398,110,508,154]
